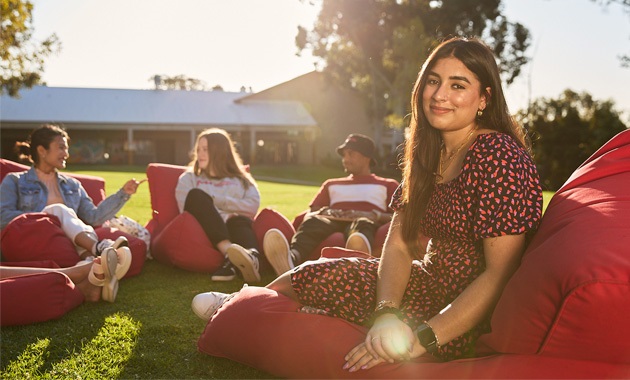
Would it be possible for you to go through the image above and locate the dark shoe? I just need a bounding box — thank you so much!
[211,260,237,282]
[226,244,261,283]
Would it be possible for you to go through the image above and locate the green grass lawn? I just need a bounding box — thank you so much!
[0,165,555,379]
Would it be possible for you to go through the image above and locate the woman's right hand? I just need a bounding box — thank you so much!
[365,313,415,363]
[122,178,146,195]
[343,313,418,371]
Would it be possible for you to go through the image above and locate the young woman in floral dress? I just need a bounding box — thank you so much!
[192,37,543,372]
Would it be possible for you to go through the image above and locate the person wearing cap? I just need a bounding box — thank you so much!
[261,133,399,277]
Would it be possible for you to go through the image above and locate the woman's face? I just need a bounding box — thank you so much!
[196,136,209,170]
[39,136,69,170]
[422,57,487,133]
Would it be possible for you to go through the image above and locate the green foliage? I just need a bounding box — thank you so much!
[0,0,61,97]
[296,0,530,127]
[517,89,628,190]
[149,74,208,91]
[590,0,630,67]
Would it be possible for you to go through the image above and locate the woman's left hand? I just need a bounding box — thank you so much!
[122,178,147,195]
[343,342,385,372]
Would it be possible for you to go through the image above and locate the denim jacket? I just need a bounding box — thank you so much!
[0,167,130,229]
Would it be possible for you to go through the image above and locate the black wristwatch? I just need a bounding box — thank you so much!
[415,323,439,354]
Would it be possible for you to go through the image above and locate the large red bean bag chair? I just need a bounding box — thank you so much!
[1,213,79,267]
[0,159,146,278]
[196,130,630,378]
[146,163,293,273]
[0,261,84,327]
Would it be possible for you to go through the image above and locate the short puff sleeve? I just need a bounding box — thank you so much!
[465,134,542,241]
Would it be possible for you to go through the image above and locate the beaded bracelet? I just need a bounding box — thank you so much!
[368,305,404,326]
[374,300,398,310]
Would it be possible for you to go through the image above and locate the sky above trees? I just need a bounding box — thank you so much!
[29,0,630,117]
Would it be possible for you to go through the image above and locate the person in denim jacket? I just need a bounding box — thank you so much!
[0,124,143,265]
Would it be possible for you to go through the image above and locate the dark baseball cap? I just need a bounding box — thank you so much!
[336,134,377,166]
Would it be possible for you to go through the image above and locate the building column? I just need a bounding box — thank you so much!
[127,128,134,165]
[249,128,256,164]
[190,129,196,152]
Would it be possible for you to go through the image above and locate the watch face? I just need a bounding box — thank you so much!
[416,324,437,353]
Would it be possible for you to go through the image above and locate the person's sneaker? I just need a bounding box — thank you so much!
[211,260,237,282]
[345,232,372,255]
[226,244,261,283]
[263,228,296,276]
[94,236,129,256]
[191,292,235,321]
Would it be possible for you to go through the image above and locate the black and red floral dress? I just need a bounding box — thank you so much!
[290,132,543,360]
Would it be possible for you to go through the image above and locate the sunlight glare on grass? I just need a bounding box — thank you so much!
[0,338,50,379]
[0,313,141,380]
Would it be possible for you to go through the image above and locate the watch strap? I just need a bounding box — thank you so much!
[415,322,439,354]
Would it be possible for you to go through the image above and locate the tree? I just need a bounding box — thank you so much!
[296,0,531,142]
[149,74,208,91]
[516,90,627,190]
[1,0,60,97]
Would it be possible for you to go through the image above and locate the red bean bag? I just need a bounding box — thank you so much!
[252,208,295,255]
[146,163,294,273]
[146,163,223,272]
[1,213,79,267]
[145,163,185,239]
[94,227,146,278]
[0,159,146,278]
[151,211,223,273]
[196,130,630,378]
[150,209,295,273]
[1,215,146,278]
[476,128,630,364]
[0,271,84,326]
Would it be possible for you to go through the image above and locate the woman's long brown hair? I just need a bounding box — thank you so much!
[190,128,255,189]
[400,37,531,257]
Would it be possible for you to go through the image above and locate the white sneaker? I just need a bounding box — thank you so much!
[191,292,235,321]
[263,229,294,276]
[346,232,372,255]
[226,244,261,283]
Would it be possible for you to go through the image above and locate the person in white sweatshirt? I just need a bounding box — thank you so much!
[175,128,261,283]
